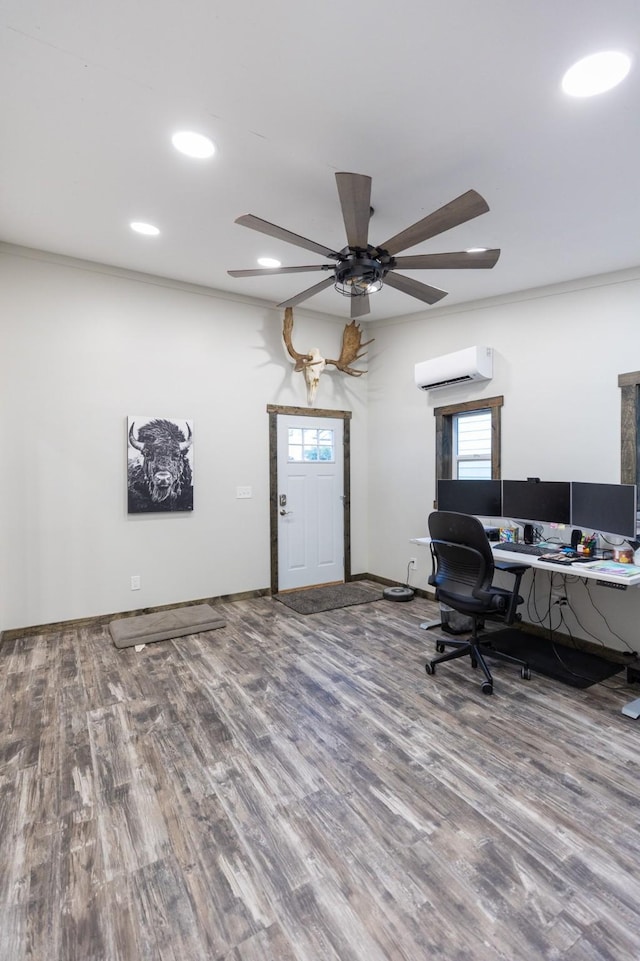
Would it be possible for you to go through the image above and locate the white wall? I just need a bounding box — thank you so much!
[0,246,369,630]
[367,266,640,654]
[4,242,640,655]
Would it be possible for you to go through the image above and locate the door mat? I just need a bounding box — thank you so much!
[484,628,624,689]
[275,583,383,615]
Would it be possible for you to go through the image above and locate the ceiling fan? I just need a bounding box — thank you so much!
[228,172,500,318]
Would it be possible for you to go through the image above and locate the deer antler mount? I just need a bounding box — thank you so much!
[282,307,374,406]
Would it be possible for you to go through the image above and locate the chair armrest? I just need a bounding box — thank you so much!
[494,562,528,623]
[494,562,528,575]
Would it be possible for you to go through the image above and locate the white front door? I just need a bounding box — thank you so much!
[277,415,344,591]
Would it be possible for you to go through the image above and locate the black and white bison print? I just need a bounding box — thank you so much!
[127,418,193,513]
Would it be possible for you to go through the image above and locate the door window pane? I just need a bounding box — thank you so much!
[288,427,335,463]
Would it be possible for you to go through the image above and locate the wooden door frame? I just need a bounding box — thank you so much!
[267,404,352,594]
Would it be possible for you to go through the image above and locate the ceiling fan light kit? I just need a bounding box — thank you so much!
[334,254,385,298]
[229,172,500,318]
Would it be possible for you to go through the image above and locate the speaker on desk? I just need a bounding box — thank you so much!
[571,529,582,550]
[523,524,534,544]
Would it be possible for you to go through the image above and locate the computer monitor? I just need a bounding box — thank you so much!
[502,480,571,525]
[571,482,637,539]
[437,479,502,516]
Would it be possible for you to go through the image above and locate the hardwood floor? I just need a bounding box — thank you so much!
[1,586,640,960]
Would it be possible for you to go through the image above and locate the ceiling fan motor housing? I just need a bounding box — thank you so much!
[334,248,387,297]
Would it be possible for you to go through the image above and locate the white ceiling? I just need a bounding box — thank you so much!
[1,1,638,321]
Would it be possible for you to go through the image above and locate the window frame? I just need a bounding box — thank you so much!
[434,396,503,488]
[619,370,640,498]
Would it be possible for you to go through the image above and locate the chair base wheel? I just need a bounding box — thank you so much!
[521,666,531,680]
[436,642,446,654]
[425,662,434,676]
[481,681,493,695]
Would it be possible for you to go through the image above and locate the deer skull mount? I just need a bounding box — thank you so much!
[282,307,374,406]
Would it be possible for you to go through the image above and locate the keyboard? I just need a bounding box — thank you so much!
[494,542,549,556]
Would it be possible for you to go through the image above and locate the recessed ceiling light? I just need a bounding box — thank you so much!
[130,221,160,236]
[258,257,281,268]
[562,51,631,97]
[172,130,216,159]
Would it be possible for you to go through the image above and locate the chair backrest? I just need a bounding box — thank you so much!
[428,510,496,613]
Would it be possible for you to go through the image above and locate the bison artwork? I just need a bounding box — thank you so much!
[127,417,194,513]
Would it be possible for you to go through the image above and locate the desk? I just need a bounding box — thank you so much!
[491,545,640,587]
[411,537,640,588]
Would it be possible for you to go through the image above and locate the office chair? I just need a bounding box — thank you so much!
[425,510,531,695]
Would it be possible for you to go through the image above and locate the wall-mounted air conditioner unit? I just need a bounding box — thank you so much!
[414,346,493,391]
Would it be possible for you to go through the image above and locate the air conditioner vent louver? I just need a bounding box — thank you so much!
[415,346,493,392]
[423,374,474,390]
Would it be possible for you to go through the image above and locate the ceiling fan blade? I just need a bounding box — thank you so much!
[384,272,448,305]
[335,172,372,249]
[392,249,500,270]
[228,264,333,278]
[235,214,339,259]
[377,190,490,256]
[350,294,370,319]
[277,276,336,309]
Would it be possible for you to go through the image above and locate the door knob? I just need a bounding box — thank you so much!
[279,509,293,516]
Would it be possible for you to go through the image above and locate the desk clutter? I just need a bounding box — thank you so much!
[537,552,596,566]
[580,560,640,578]
[499,526,520,542]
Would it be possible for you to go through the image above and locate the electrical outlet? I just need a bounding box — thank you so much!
[409,557,417,569]
[131,575,141,590]
[236,486,252,499]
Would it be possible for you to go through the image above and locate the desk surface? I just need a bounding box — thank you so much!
[410,537,640,587]
[492,546,640,585]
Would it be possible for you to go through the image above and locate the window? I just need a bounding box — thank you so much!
[453,409,492,478]
[288,427,335,462]
[434,396,503,483]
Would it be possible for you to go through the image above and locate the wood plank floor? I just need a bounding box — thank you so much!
[1,586,640,961]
